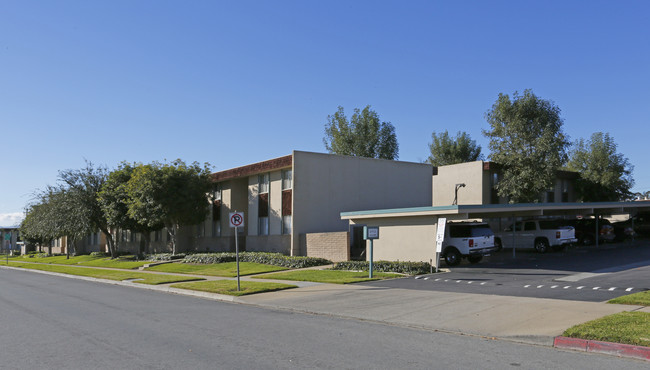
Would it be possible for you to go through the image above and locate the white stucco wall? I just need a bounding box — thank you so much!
[292,151,433,255]
[432,161,486,206]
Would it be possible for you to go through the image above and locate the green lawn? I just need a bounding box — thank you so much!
[608,291,650,306]
[562,312,650,347]
[254,269,402,284]
[5,262,203,285]
[171,280,297,296]
[146,262,288,276]
[6,254,150,269]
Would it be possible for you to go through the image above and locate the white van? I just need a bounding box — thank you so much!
[441,222,498,266]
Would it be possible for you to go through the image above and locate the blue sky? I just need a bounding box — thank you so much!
[1,1,648,226]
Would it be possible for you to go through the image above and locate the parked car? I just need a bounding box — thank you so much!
[441,222,498,266]
[612,212,650,240]
[562,218,615,246]
[494,219,577,253]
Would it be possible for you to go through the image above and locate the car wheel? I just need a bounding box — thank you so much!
[444,248,461,266]
[534,239,549,253]
[468,255,482,264]
[494,238,502,252]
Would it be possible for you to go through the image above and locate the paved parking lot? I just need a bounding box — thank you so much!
[362,239,650,302]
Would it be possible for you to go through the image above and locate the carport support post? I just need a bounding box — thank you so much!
[508,215,512,258]
[595,216,599,249]
[369,239,374,278]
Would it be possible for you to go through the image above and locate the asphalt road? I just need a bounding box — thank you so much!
[363,240,650,302]
[2,268,648,369]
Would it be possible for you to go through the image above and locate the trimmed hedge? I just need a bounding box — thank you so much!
[145,253,186,262]
[181,252,331,269]
[332,260,432,275]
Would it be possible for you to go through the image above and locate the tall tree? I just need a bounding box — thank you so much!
[483,89,570,203]
[58,162,117,257]
[566,132,634,201]
[323,105,399,160]
[427,130,483,166]
[125,160,213,254]
[98,162,164,256]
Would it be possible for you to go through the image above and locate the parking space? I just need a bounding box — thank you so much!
[362,239,650,302]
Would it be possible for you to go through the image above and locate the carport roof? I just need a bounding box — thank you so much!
[340,201,650,220]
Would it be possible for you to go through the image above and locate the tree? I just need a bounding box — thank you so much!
[426,130,483,166]
[57,162,116,257]
[125,160,213,255]
[323,105,399,160]
[483,89,570,203]
[99,162,164,256]
[566,132,634,201]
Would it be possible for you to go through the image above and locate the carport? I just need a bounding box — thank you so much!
[340,201,650,269]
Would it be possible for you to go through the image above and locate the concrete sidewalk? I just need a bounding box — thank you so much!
[237,282,646,346]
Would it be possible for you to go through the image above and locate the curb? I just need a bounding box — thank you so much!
[554,336,650,361]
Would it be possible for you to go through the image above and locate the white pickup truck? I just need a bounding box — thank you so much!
[494,219,577,253]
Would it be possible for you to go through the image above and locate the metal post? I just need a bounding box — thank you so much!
[235,224,241,292]
[508,214,512,258]
[369,239,374,278]
[595,215,599,249]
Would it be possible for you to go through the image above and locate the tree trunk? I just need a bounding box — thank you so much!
[102,227,116,258]
[166,224,177,255]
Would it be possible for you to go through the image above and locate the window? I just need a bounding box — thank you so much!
[282,169,292,190]
[212,220,221,237]
[214,184,222,201]
[258,217,269,235]
[524,222,536,231]
[259,173,269,194]
[282,215,292,235]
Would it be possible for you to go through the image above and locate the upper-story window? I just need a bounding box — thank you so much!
[214,183,222,201]
[282,169,292,190]
[259,173,269,194]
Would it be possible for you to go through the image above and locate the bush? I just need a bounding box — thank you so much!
[332,260,431,275]
[145,253,186,262]
[181,252,331,269]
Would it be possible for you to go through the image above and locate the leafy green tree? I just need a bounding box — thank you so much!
[323,105,399,160]
[99,162,164,256]
[427,130,483,166]
[125,160,213,254]
[566,132,634,201]
[483,89,570,203]
[57,162,116,257]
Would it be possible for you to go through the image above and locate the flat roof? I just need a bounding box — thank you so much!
[341,201,650,220]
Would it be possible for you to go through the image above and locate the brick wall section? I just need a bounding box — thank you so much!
[305,231,350,262]
[212,155,292,182]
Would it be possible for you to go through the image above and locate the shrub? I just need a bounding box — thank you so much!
[145,253,186,262]
[181,252,331,269]
[332,260,431,275]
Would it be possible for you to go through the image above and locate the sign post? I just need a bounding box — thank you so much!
[363,226,379,278]
[435,218,447,273]
[229,211,245,291]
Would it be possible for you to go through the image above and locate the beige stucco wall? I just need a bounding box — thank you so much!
[292,151,433,256]
[350,217,439,266]
[432,161,486,206]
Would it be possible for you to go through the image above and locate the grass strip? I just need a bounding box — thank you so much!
[608,291,650,306]
[562,311,650,347]
[171,280,296,296]
[6,254,149,269]
[5,262,203,285]
[146,262,287,277]
[254,269,402,284]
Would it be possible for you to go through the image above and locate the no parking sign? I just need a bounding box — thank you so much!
[229,212,244,228]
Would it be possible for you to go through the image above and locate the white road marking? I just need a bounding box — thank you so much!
[608,287,616,291]
[467,281,473,284]
[563,286,571,289]
[524,285,531,288]
[480,282,486,285]
[593,287,600,290]
[456,280,461,283]
[537,285,544,288]
[551,285,558,289]
[423,277,429,280]
[577,286,585,289]
[415,276,422,279]
[435,278,441,281]
[626,288,634,292]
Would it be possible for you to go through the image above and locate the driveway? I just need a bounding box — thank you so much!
[361,239,650,302]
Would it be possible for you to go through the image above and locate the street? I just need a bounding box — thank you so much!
[1,268,648,369]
